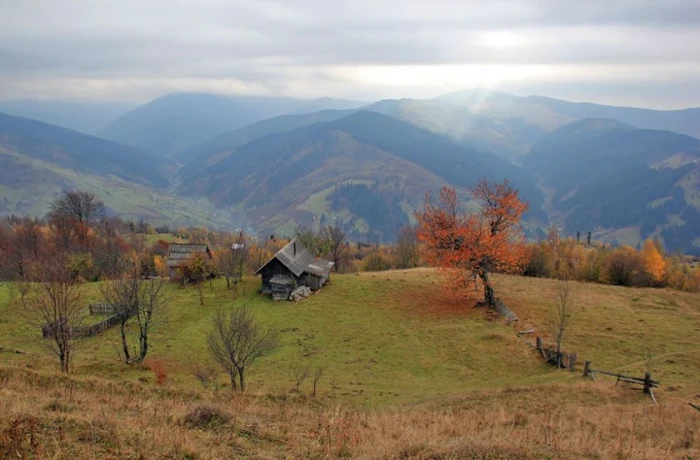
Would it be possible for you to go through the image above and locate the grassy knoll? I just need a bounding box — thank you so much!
[0,270,699,408]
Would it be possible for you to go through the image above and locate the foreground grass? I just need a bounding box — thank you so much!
[0,269,699,407]
[0,364,698,459]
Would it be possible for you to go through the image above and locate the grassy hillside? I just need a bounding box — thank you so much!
[0,147,237,228]
[0,111,171,188]
[1,365,697,459]
[1,270,698,405]
[1,270,699,458]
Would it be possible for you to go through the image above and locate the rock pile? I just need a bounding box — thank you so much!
[289,286,312,302]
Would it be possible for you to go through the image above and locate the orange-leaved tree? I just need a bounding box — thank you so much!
[641,239,665,285]
[415,179,529,306]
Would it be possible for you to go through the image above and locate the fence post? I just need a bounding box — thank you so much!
[583,360,591,377]
[569,353,577,371]
[643,372,652,394]
[536,337,547,360]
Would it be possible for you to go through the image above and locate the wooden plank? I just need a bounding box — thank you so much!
[689,402,700,412]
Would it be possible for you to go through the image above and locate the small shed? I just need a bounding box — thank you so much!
[254,238,334,300]
[167,243,212,280]
[269,275,294,301]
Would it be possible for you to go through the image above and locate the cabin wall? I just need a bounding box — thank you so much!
[260,259,296,293]
[299,273,325,291]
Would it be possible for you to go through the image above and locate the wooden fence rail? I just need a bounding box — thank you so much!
[42,303,130,339]
[534,337,577,370]
[583,360,659,403]
[89,303,117,315]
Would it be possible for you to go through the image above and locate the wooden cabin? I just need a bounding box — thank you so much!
[167,243,212,280]
[254,238,334,300]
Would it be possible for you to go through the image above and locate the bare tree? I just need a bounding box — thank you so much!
[546,282,576,368]
[100,262,167,364]
[100,277,136,363]
[50,190,105,224]
[191,361,220,390]
[218,239,249,296]
[323,225,346,273]
[21,257,85,372]
[312,365,325,397]
[395,225,419,269]
[290,363,310,392]
[207,305,280,391]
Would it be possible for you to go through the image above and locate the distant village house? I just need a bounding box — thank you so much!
[255,238,334,300]
[167,243,212,281]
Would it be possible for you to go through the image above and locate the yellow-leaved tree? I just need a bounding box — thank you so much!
[641,239,666,285]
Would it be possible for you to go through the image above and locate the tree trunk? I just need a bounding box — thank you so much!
[556,336,563,368]
[138,327,148,363]
[479,271,496,306]
[225,276,231,290]
[229,372,238,391]
[120,321,131,363]
[238,368,245,392]
[198,281,204,306]
[60,345,70,373]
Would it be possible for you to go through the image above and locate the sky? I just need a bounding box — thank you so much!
[1,0,700,108]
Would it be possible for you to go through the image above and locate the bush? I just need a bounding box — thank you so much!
[182,405,231,430]
[361,251,392,272]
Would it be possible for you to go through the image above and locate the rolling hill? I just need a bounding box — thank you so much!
[0,112,171,188]
[521,118,700,253]
[98,93,368,159]
[178,109,357,173]
[0,99,134,134]
[179,111,545,241]
[0,112,236,227]
[528,95,700,139]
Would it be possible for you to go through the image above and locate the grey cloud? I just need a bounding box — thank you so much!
[0,0,699,105]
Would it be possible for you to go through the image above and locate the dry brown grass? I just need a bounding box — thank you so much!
[1,364,698,459]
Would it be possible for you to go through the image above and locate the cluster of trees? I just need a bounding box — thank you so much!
[525,228,700,291]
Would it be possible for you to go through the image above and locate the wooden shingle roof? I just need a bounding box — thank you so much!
[254,238,334,277]
[167,243,211,267]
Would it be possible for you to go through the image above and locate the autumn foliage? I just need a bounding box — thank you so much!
[524,233,700,292]
[414,179,529,305]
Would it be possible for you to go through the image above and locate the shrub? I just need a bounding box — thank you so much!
[182,405,231,430]
[361,251,392,272]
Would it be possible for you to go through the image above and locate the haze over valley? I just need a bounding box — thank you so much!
[1,88,700,253]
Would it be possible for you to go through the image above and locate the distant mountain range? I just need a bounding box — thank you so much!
[97,93,368,159]
[0,99,135,135]
[1,89,699,253]
[521,118,700,251]
[179,111,544,241]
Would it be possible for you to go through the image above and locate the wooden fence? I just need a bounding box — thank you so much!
[582,361,659,402]
[534,337,577,370]
[42,314,126,338]
[89,303,117,315]
[530,338,661,403]
[42,303,129,338]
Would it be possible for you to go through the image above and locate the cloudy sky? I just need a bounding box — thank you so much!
[1,0,699,108]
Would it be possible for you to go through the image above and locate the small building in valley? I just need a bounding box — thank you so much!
[167,243,212,280]
[254,238,334,300]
